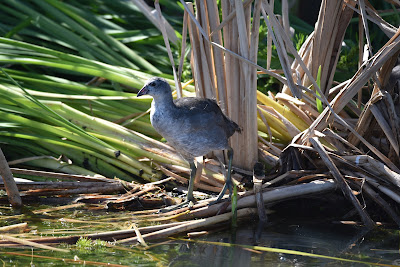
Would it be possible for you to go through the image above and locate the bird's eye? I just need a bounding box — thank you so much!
[150,82,156,87]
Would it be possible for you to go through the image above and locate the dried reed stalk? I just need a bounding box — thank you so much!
[348,50,400,166]
[0,221,189,246]
[206,0,227,112]
[261,1,301,98]
[302,29,400,171]
[158,165,223,193]
[0,223,27,233]
[116,208,258,243]
[309,137,375,229]
[179,179,336,219]
[132,0,178,45]
[0,234,69,252]
[185,0,259,170]
[0,148,21,207]
[155,0,182,97]
[282,0,355,99]
[343,155,400,188]
[353,180,400,228]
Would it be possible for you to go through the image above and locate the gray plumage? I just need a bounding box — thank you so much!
[138,77,240,161]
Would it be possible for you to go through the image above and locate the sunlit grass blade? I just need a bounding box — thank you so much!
[1,68,115,151]
[231,184,238,229]
[42,0,161,73]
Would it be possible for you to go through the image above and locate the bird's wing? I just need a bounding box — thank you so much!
[174,97,222,114]
[173,97,232,133]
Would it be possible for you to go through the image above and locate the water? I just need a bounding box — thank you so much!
[147,222,400,267]
[0,205,399,266]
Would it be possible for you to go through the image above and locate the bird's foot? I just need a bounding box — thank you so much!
[208,182,232,206]
[158,199,195,213]
[209,197,228,206]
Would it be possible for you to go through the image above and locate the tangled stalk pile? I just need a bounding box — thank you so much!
[170,0,400,229]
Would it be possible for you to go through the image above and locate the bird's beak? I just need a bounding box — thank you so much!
[137,85,149,97]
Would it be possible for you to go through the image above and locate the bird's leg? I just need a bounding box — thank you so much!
[159,161,196,212]
[211,147,233,204]
[186,161,197,202]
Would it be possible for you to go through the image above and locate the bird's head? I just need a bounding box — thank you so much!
[137,77,171,98]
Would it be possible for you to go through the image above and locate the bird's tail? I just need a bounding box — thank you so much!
[225,117,242,137]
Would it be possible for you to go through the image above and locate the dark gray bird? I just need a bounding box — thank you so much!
[137,77,241,209]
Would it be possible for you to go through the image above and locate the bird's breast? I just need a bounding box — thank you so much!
[150,105,172,136]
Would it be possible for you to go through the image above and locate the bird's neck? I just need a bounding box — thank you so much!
[152,93,175,110]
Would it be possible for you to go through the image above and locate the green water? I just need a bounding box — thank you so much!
[0,205,399,266]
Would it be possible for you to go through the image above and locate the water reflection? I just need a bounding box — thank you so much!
[156,221,400,267]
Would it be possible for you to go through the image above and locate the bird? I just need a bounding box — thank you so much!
[137,77,241,210]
